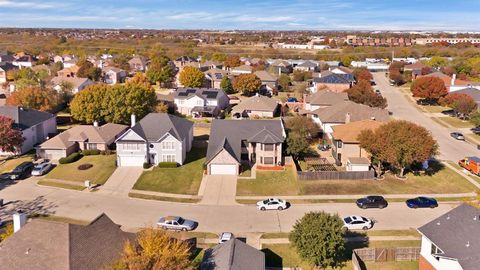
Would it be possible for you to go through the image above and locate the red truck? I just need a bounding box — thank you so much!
[458,157,480,176]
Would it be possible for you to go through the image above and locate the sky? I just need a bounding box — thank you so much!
[0,0,479,31]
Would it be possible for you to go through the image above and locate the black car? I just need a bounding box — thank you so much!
[356,196,388,209]
[10,162,34,180]
[471,127,480,135]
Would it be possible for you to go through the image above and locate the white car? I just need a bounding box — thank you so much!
[218,232,234,244]
[256,198,288,211]
[343,215,373,230]
[31,162,53,176]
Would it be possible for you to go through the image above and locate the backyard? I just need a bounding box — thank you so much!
[133,147,206,195]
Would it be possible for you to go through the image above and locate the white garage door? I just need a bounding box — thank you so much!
[118,155,145,167]
[210,164,237,175]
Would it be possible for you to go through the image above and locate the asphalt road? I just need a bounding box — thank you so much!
[374,73,479,162]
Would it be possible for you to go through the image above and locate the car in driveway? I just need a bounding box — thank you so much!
[218,232,234,244]
[256,198,288,211]
[343,215,374,230]
[10,162,34,180]
[356,196,388,209]
[450,132,465,140]
[31,162,53,176]
[406,197,438,209]
[157,216,196,231]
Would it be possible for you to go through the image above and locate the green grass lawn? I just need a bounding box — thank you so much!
[133,147,205,195]
[236,166,300,196]
[45,154,116,185]
[37,180,86,191]
[419,104,450,114]
[0,155,34,173]
[433,116,473,129]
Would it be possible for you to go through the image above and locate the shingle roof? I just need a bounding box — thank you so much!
[418,204,480,270]
[306,90,349,106]
[254,70,277,82]
[201,239,265,270]
[130,113,193,142]
[311,101,389,123]
[231,95,279,114]
[0,62,18,72]
[313,73,354,84]
[206,119,285,164]
[232,65,253,72]
[451,87,480,103]
[297,60,317,68]
[51,76,92,89]
[175,88,223,100]
[0,105,55,130]
[404,62,427,70]
[0,213,135,270]
[332,120,383,143]
[176,56,197,62]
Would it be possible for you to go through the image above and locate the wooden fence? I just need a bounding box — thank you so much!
[297,170,375,180]
[354,247,420,263]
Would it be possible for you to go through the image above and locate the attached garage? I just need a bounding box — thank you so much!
[118,155,145,167]
[209,164,238,175]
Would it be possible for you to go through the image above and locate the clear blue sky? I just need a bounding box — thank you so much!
[0,0,479,31]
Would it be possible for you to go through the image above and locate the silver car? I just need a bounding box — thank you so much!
[157,216,196,231]
[31,162,53,176]
[218,232,234,244]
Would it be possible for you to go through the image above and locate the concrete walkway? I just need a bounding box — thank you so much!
[259,235,420,245]
[99,167,143,196]
[198,175,239,205]
[129,189,200,200]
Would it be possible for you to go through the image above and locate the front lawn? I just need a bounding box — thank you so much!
[433,116,473,129]
[45,154,116,185]
[0,155,34,173]
[236,166,300,196]
[133,147,206,195]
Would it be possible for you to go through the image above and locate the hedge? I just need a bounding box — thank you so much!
[82,149,101,156]
[143,162,151,169]
[59,152,82,164]
[157,162,178,168]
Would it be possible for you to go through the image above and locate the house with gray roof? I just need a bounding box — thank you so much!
[294,60,318,72]
[103,66,127,85]
[206,119,285,175]
[0,62,18,84]
[418,204,480,270]
[0,213,135,270]
[311,71,354,93]
[231,94,280,118]
[450,87,480,107]
[174,88,229,117]
[201,238,265,270]
[0,106,57,156]
[115,113,193,166]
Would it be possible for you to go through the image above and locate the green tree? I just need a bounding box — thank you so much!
[220,76,235,94]
[411,76,448,103]
[233,74,262,96]
[290,211,345,269]
[278,74,291,91]
[211,52,227,62]
[179,66,204,88]
[70,84,108,124]
[470,111,480,127]
[427,56,448,69]
[146,55,174,86]
[285,116,319,159]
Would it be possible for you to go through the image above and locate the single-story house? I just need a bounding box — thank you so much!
[51,76,94,94]
[37,123,128,159]
[418,204,480,270]
[231,94,279,118]
[231,65,253,76]
[201,239,265,270]
[404,62,429,78]
[418,72,478,92]
[311,71,354,93]
[294,60,318,72]
[270,59,293,74]
[206,119,286,175]
[12,55,36,68]
[0,213,136,270]
[254,70,278,94]
[57,65,80,78]
[449,87,480,107]
[115,113,194,167]
[303,90,349,111]
[174,88,229,117]
[0,106,57,156]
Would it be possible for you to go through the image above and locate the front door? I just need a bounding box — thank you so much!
[150,153,156,164]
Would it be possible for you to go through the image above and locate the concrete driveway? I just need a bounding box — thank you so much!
[99,167,144,196]
[199,175,238,205]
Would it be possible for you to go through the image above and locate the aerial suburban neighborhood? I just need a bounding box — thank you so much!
[0,1,480,270]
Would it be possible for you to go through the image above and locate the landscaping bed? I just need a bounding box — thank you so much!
[133,147,206,195]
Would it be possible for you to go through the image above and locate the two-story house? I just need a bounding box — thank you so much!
[311,71,354,93]
[115,113,193,167]
[103,66,127,85]
[0,63,17,84]
[205,119,286,175]
[204,68,229,89]
[418,204,480,270]
[128,56,148,73]
[174,88,229,117]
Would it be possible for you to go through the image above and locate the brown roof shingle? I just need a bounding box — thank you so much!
[332,120,384,143]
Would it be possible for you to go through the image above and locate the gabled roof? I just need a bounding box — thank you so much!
[305,90,349,106]
[128,113,193,142]
[201,239,265,270]
[231,95,279,114]
[175,88,224,100]
[332,120,383,143]
[271,59,291,67]
[418,204,480,270]
[205,68,229,81]
[313,73,354,84]
[103,66,125,73]
[0,105,55,130]
[51,76,93,89]
[0,62,18,72]
[297,60,317,68]
[452,87,480,102]
[248,128,283,144]
[311,101,389,123]
[254,70,277,82]
[0,213,135,270]
[232,65,253,72]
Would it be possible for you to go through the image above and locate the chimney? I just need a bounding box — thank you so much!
[345,113,351,124]
[451,74,456,86]
[93,120,98,127]
[130,114,136,128]
[13,212,27,233]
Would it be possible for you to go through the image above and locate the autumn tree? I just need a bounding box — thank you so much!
[233,74,262,96]
[347,80,387,108]
[223,55,242,68]
[359,120,438,178]
[290,211,345,269]
[0,223,13,242]
[285,116,320,159]
[411,76,448,103]
[220,76,235,94]
[278,74,291,91]
[353,68,373,82]
[292,70,312,82]
[440,93,477,119]
[389,69,404,85]
[128,72,151,88]
[427,56,448,69]
[76,60,101,81]
[6,86,61,112]
[108,228,194,270]
[179,66,205,88]
[0,116,24,154]
[146,55,174,86]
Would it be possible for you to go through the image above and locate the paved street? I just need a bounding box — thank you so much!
[374,73,479,162]
[0,177,457,233]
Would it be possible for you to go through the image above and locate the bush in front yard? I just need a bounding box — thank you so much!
[78,163,93,170]
[143,162,152,169]
[82,149,101,156]
[59,152,82,164]
[157,162,178,168]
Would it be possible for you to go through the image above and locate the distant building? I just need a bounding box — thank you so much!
[416,37,480,45]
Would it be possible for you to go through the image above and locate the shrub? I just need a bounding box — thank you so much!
[59,152,82,164]
[143,162,151,169]
[157,162,178,168]
[82,149,101,156]
[101,149,113,155]
[78,163,93,170]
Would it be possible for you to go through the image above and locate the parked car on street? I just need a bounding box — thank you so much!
[450,132,465,140]
[10,162,34,180]
[218,232,234,244]
[458,157,480,176]
[471,127,480,134]
[31,162,53,176]
[343,215,374,230]
[356,196,388,209]
[157,216,197,231]
[0,173,11,181]
[406,197,438,209]
[287,97,298,102]
[256,198,288,211]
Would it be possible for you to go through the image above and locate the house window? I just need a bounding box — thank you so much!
[87,143,97,150]
[124,143,139,151]
[430,243,443,260]
[162,154,176,162]
[337,140,343,148]
[264,157,274,164]
[263,144,274,151]
[162,141,175,150]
